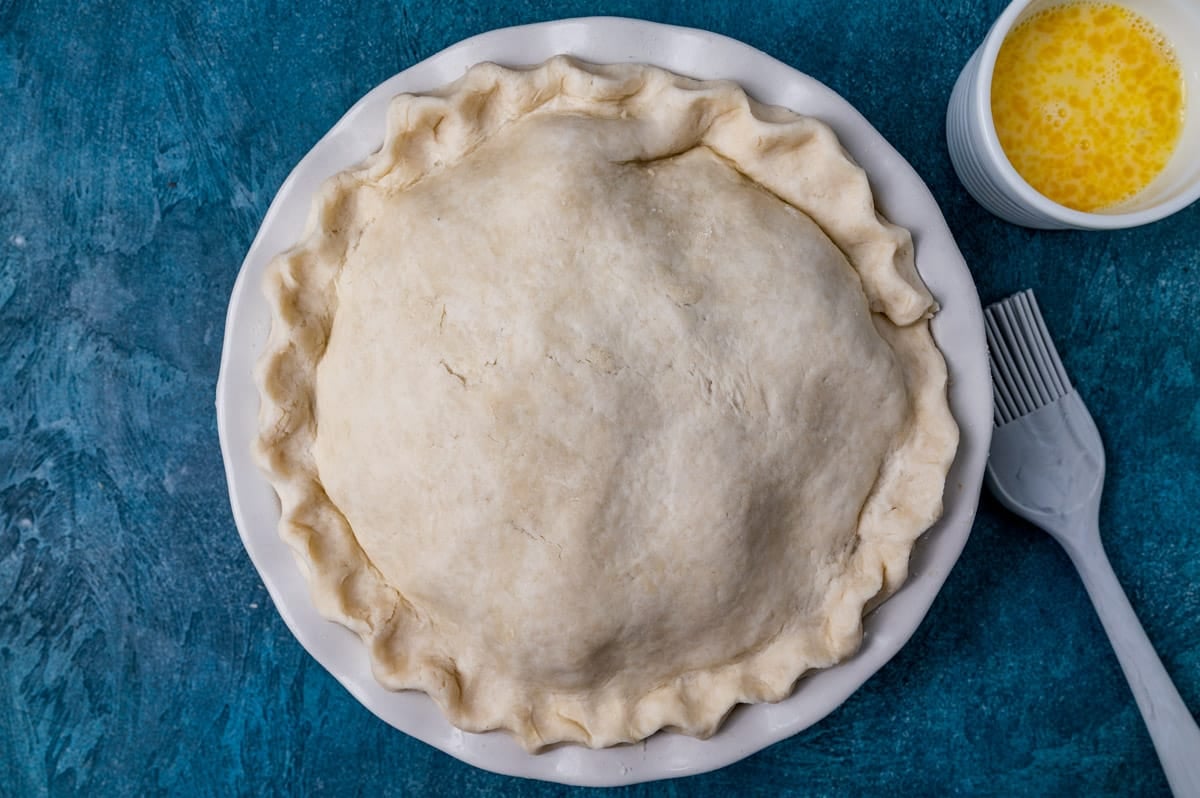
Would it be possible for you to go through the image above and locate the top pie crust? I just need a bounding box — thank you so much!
[255,56,958,750]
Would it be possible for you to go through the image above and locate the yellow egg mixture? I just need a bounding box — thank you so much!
[991,1,1185,211]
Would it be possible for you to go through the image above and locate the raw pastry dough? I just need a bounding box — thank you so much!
[255,57,958,750]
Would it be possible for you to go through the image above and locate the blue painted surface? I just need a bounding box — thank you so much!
[2,0,1197,795]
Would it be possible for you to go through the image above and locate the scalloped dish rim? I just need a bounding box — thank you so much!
[215,16,992,787]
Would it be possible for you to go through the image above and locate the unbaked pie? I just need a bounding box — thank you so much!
[255,57,958,750]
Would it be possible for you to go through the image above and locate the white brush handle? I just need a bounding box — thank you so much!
[1060,520,1200,798]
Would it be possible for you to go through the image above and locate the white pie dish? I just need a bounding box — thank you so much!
[215,16,992,787]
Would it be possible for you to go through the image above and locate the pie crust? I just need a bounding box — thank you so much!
[254,56,958,750]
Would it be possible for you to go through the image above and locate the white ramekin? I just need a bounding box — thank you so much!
[946,0,1200,230]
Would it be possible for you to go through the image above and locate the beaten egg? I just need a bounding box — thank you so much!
[991,2,1185,212]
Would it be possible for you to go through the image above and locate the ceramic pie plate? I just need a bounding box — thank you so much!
[216,17,992,787]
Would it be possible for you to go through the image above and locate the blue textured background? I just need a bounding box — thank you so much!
[2,1,1198,795]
